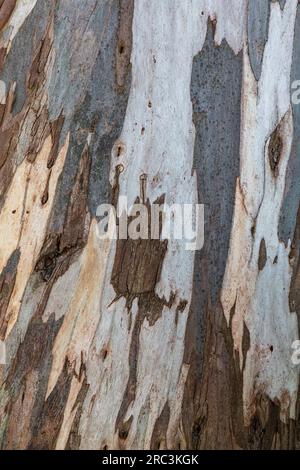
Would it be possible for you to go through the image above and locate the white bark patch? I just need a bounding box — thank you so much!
[202,0,246,54]
[0,80,6,104]
[75,0,246,449]
[221,0,299,425]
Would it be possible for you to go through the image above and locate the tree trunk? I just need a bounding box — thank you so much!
[0,0,299,450]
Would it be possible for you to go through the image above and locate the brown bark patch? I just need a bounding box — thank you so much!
[0,124,18,170]
[175,299,188,325]
[47,113,65,169]
[242,321,250,372]
[0,0,17,32]
[118,415,133,441]
[193,303,246,449]
[111,197,168,311]
[268,124,283,177]
[150,401,170,450]
[60,145,90,252]
[28,359,73,450]
[4,369,39,449]
[247,393,296,450]
[116,0,134,93]
[65,378,89,450]
[35,146,90,282]
[258,238,267,271]
[0,47,7,71]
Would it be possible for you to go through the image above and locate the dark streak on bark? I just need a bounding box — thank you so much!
[0,0,17,32]
[268,124,283,177]
[194,303,246,449]
[0,47,7,71]
[258,238,267,271]
[118,415,133,441]
[111,196,168,312]
[279,3,300,243]
[248,394,296,450]
[0,104,20,206]
[3,309,64,449]
[150,401,170,450]
[184,24,243,449]
[65,379,89,450]
[175,299,188,326]
[35,145,91,283]
[0,5,53,206]
[27,359,73,450]
[28,23,52,92]
[47,113,65,169]
[247,0,270,81]
[242,321,250,372]
[116,0,133,93]
[0,248,20,340]
[26,106,50,163]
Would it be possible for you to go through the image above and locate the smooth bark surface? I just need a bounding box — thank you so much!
[0,0,299,450]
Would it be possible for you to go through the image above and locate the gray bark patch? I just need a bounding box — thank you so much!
[247,0,270,81]
[0,0,51,116]
[48,0,132,232]
[278,4,300,243]
[190,23,242,357]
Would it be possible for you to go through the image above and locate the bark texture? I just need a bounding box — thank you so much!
[0,0,299,450]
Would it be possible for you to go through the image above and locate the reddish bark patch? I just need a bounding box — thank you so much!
[0,0,17,32]
[115,0,134,93]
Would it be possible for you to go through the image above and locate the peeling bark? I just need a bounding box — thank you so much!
[0,0,299,450]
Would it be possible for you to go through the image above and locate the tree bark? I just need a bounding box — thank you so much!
[0,0,299,450]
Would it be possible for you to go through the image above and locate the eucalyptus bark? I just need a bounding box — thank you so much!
[0,0,300,450]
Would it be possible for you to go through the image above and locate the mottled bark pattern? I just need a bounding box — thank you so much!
[0,0,299,450]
